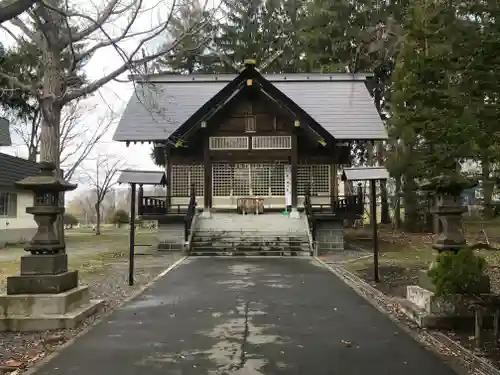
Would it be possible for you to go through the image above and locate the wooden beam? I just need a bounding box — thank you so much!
[291,133,298,209]
[165,146,172,211]
[330,165,336,208]
[204,135,212,210]
[181,82,247,141]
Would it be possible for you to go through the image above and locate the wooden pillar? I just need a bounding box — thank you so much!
[128,183,136,286]
[202,135,212,217]
[290,132,299,218]
[165,146,172,212]
[330,164,337,208]
[370,179,379,282]
[137,184,144,215]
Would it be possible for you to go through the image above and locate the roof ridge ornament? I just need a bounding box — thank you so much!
[244,58,257,69]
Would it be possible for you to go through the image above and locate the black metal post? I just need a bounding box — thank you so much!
[370,179,379,282]
[129,183,136,286]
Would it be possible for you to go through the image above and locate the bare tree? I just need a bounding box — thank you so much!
[0,0,37,24]
[10,100,113,180]
[0,0,217,169]
[83,155,123,235]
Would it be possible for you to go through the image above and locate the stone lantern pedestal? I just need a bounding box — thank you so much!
[401,175,490,327]
[0,162,103,332]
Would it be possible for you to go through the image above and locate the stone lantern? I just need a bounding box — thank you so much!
[420,174,475,253]
[22,162,76,255]
[0,162,102,332]
[7,162,76,295]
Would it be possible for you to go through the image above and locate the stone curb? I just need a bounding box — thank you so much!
[314,257,500,375]
[22,255,188,375]
[345,242,370,253]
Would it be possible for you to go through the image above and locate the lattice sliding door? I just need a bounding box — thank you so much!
[297,165,331,196]
[212,163,285,197]
[233,164,250,196]
[171,165,205,196]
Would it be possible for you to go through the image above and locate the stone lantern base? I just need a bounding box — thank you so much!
[0,254,103,332]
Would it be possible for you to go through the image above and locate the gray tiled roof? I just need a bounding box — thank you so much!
[113,73,387,142]
[117,169,166,185]
[343,166,389,181]
[0,117,12,146]
[0,152,40,188]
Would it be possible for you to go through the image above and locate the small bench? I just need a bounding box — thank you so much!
[237,198,264,215]
[468,295,500,353]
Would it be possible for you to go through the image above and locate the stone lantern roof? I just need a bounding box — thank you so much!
[14,162,77,193]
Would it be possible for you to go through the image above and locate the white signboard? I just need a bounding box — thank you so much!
[284,165,292,206]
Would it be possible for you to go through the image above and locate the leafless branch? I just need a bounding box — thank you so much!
[61,106,115,181]
[81,154,123,233]
[0,0,37,24]
[8,16,42,44]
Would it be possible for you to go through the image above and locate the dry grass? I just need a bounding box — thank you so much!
[0,229,159,289]
[0,251,129,289]
[344,217,500,297]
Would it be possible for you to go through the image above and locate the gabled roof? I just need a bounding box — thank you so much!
[113,69,387,143]
[117,169,166,185]
[0,153,40,188]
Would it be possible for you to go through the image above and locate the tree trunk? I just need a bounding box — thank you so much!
[380,179,390,224]
[95,203,101,235]
[403,175,419,232]
[376,141,391,224]
[482,159,494,219]
[394,176,402,229]
[27,110,40,162]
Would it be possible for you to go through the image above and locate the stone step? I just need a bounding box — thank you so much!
[157,242,183,251]
[191,243,310,251]
[191,237,310,243]
[193,231,309,237]
[189,249,312,257]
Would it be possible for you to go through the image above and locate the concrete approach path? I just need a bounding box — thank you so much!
[34,257,458,375]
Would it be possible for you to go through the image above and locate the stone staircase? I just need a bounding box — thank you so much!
[190,212,312,256]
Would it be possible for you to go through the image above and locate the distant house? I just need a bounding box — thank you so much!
[0,152,40,246]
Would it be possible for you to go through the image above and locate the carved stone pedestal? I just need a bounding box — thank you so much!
[0,162,103,332]
[0,253,103,332]
[0,287,103,332]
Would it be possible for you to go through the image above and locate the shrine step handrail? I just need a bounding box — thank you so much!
[304,188,316,242]
[309,195,364,218]
[184,184,197,242]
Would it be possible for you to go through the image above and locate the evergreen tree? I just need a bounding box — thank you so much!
[153,0,220,74]
[0,42,38,119]
[214,0,304,73]
[388,0,479,230]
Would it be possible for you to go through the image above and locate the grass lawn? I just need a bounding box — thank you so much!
[0,251,130,287]
[0,227,160,288]
[344,216,500,297]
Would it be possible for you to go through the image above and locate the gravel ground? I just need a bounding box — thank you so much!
[0,251,183,373]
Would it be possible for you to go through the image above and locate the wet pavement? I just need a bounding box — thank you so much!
[34,257,457,375]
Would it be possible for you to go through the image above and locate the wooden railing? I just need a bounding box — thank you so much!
[304,188,316,242]
[309,195,364,219]
[139,196,166,215]
[139,196,192,216]
[184,184,197,242]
